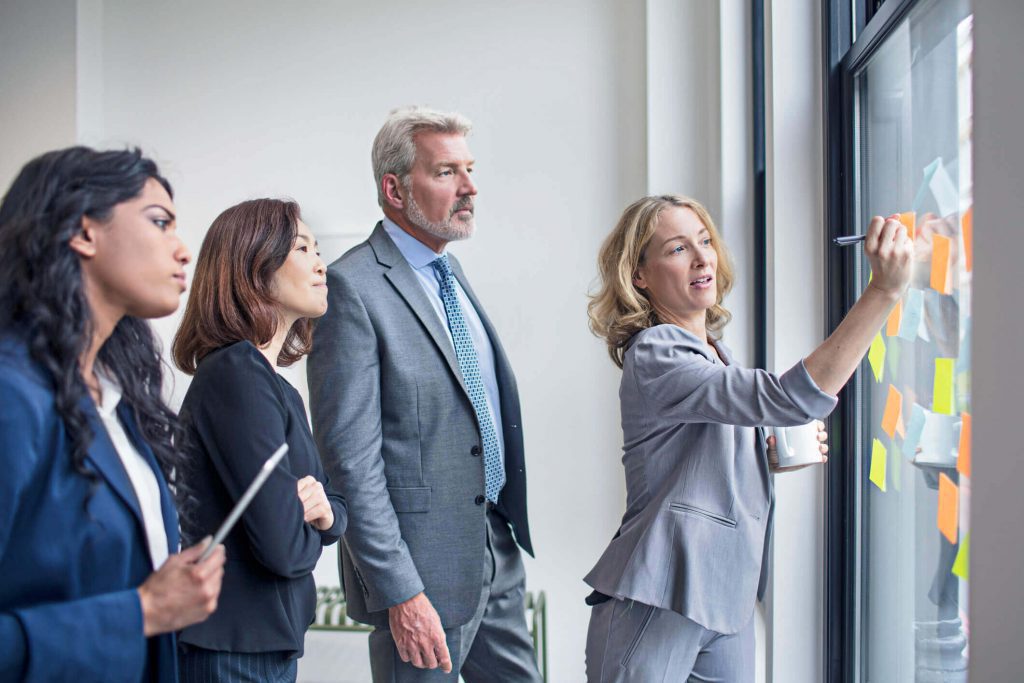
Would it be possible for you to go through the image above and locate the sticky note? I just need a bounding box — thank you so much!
[937,472,959,544]
[930,159,959,218]
[957,412,971,478]
[891,443,903,492]
[896,402,906,438]
[930,233,953,295]
[886,299,902,336]
[933,358,955,415]
[904,404,927,455]
[881,385,903,439]
[952,533,969,580]
[913,158,941,213]
[899,211,917,240]
[898,289,924,341]
[870,438,887,492]
[868,332,886,383]
[886,336,902,380]
[961,206,973,272]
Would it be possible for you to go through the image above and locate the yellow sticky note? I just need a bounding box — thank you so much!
[931,233,953,294]
[962,207,973,272]
[899,211,917,240]
[868,333,886,383]
[886,299,903,337]
[937,472,959,544]
[952,533,969,580]
[957,412,971,478]
[933,358,955,415]
[870,438,887,492]
[881,385,903,439]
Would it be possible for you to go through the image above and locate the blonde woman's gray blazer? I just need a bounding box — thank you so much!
[584,324,837,634]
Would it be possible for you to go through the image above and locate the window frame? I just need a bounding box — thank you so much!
[822,0,923,681]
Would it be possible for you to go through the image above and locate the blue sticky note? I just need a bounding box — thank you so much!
[898,289,924,341]
[904,403,927,456]
[930,159,959,218]
[913,158,942,213]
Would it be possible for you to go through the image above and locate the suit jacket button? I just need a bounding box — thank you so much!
[475,495,485,505]
[470,445,482,456]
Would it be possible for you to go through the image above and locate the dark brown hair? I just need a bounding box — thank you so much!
[172,198,311,374]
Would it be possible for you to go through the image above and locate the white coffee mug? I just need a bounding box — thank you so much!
[769,422,824,467]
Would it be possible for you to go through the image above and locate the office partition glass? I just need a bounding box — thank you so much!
[850,1,973,680]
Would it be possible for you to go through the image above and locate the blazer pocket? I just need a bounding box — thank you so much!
[387,486,431,513]
[669,502,737,528]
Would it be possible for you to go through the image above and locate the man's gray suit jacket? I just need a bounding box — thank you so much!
[584,324,836,634]
[308,223,532,629]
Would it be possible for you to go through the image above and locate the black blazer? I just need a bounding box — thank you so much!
[178,341,346,656]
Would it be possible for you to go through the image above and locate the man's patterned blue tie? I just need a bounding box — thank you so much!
[431,254,505,503]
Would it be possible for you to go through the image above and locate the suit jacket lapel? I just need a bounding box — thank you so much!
[369,223,471,398]
[82,396,145,531]
[118,403,181,552]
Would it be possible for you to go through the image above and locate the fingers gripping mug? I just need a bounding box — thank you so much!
[770,422,823,467]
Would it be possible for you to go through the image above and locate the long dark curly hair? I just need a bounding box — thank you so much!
[0,146,191,510]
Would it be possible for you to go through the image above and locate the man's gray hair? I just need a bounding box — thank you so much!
[371,106,473,207]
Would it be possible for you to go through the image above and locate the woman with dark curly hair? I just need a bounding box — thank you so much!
[0,147,226,683]
[172,199,346,682]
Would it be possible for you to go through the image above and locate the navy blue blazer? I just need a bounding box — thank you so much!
[0,334,180,682]
[178,341,345,657]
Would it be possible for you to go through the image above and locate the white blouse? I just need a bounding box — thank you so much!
[94,370,169,569]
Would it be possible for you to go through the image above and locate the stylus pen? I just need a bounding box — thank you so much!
[833,234,866,246]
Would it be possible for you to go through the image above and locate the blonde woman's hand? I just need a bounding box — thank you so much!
[768,421,829,473]
[865,214,914,298]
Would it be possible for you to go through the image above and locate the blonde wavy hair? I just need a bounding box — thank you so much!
[588,194,734,368]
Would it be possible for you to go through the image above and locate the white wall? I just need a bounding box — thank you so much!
[0,0,77,190]
[78,2,643,680]
[969,2,1024,680]
[2,1,767,679]
[763,0,827,681]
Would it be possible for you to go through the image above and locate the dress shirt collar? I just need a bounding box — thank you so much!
[382,217,446,270]
[94,367,123,418]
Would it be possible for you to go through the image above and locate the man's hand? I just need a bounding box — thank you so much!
[388,592,452,673]
[297,475,335,531]
[768,420,829,473]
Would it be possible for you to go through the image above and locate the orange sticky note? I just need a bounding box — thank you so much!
[896,402,906,438]
[899,211,917,240]
[937,473,959,544]
[931,233,953,294]
[962,207,973,272]
[881,385,903,439]
[958,412,972,478]
[886,299,903,336]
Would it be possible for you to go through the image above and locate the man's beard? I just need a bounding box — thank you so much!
[405,190,475,242]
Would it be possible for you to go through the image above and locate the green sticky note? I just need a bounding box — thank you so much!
[868,333,886,383]
[870,438,887,492]
[887,336,902,379]
[952,533,969,580]
[891,442,902,492]
[933,358,955,415]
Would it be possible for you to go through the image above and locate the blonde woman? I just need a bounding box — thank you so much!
[583,195,911,681]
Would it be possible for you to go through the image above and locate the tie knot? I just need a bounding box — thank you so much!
[431,254,454,279]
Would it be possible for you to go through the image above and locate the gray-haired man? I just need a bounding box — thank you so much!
[308,107,542,681]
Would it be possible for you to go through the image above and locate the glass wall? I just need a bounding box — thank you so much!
[850,1,973,680]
